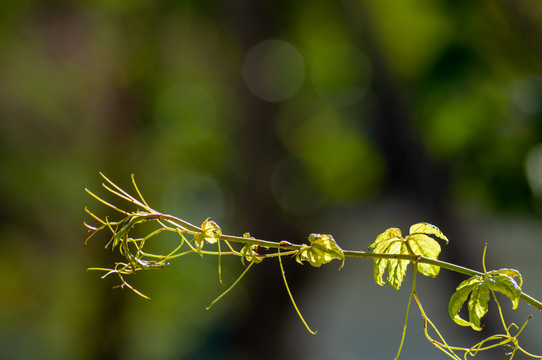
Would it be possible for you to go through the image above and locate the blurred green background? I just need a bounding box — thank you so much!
[1,0,542,359]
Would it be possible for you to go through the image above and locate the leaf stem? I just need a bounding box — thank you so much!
[278,242,317,335]
[395,266,417,360]
[206,261,255,310]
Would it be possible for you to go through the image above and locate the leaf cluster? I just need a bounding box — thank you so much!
[369,223,448,289]
[449,268,522,331]
[296,233,345,269]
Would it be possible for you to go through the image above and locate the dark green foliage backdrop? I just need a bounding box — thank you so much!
[1,1,542,359]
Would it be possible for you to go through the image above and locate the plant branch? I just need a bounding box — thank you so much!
[85,174,542,358]
[215,235,542,312]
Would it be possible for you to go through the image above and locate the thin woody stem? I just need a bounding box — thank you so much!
[219,235,542,312]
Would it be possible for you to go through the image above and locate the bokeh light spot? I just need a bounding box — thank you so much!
[277,102,384,202]
[511,75,542,115]
[242,40,305,102]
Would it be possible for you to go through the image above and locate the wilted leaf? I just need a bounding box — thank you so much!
[487,269,522,309]
[296,234,344,268]
[240,244,263,266]
[448,269,523,331]
[489,268,523,287]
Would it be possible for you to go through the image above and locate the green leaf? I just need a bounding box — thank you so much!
[449,281,480,327]
[409,222,449,244]
[240,244,263,266]
[193,232,205,253]
[406,223,447,278]
[406,234,441,277]
[379,242,409,290]
[370,228,409,289]
[448,269,523,330]
[370,223,449,289]
[487,271,522,309]
[467,282,490,331]
[295,244,311,266]
[201,218,222,244]
[369,228,403,249]
[296,234,345,268]
[489,268,523,287]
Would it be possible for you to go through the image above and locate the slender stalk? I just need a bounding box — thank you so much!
[219,234,483,277]
[217,239,224,285]
[220,234,302,251]
[206,261,255,310]
[395,266,417,360]
[278,242,317,335]
[222,234,542,312]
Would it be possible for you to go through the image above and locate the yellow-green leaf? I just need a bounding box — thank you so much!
[369,228,403,249]
[193,232,205,253]
[370,228,409,290]
[240,244,263,266]
[370,223,448,289]
[406,233,441,277]
[487,273,522,310]
[201,218,222,244]
[373,239,409,290]
[296,234,344,268]
[409,222,449,244]
[449,282,479,327]
[490,268,523,287]
[467,282,490,331]
[448,269,523,331]
[457,275,484,289]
